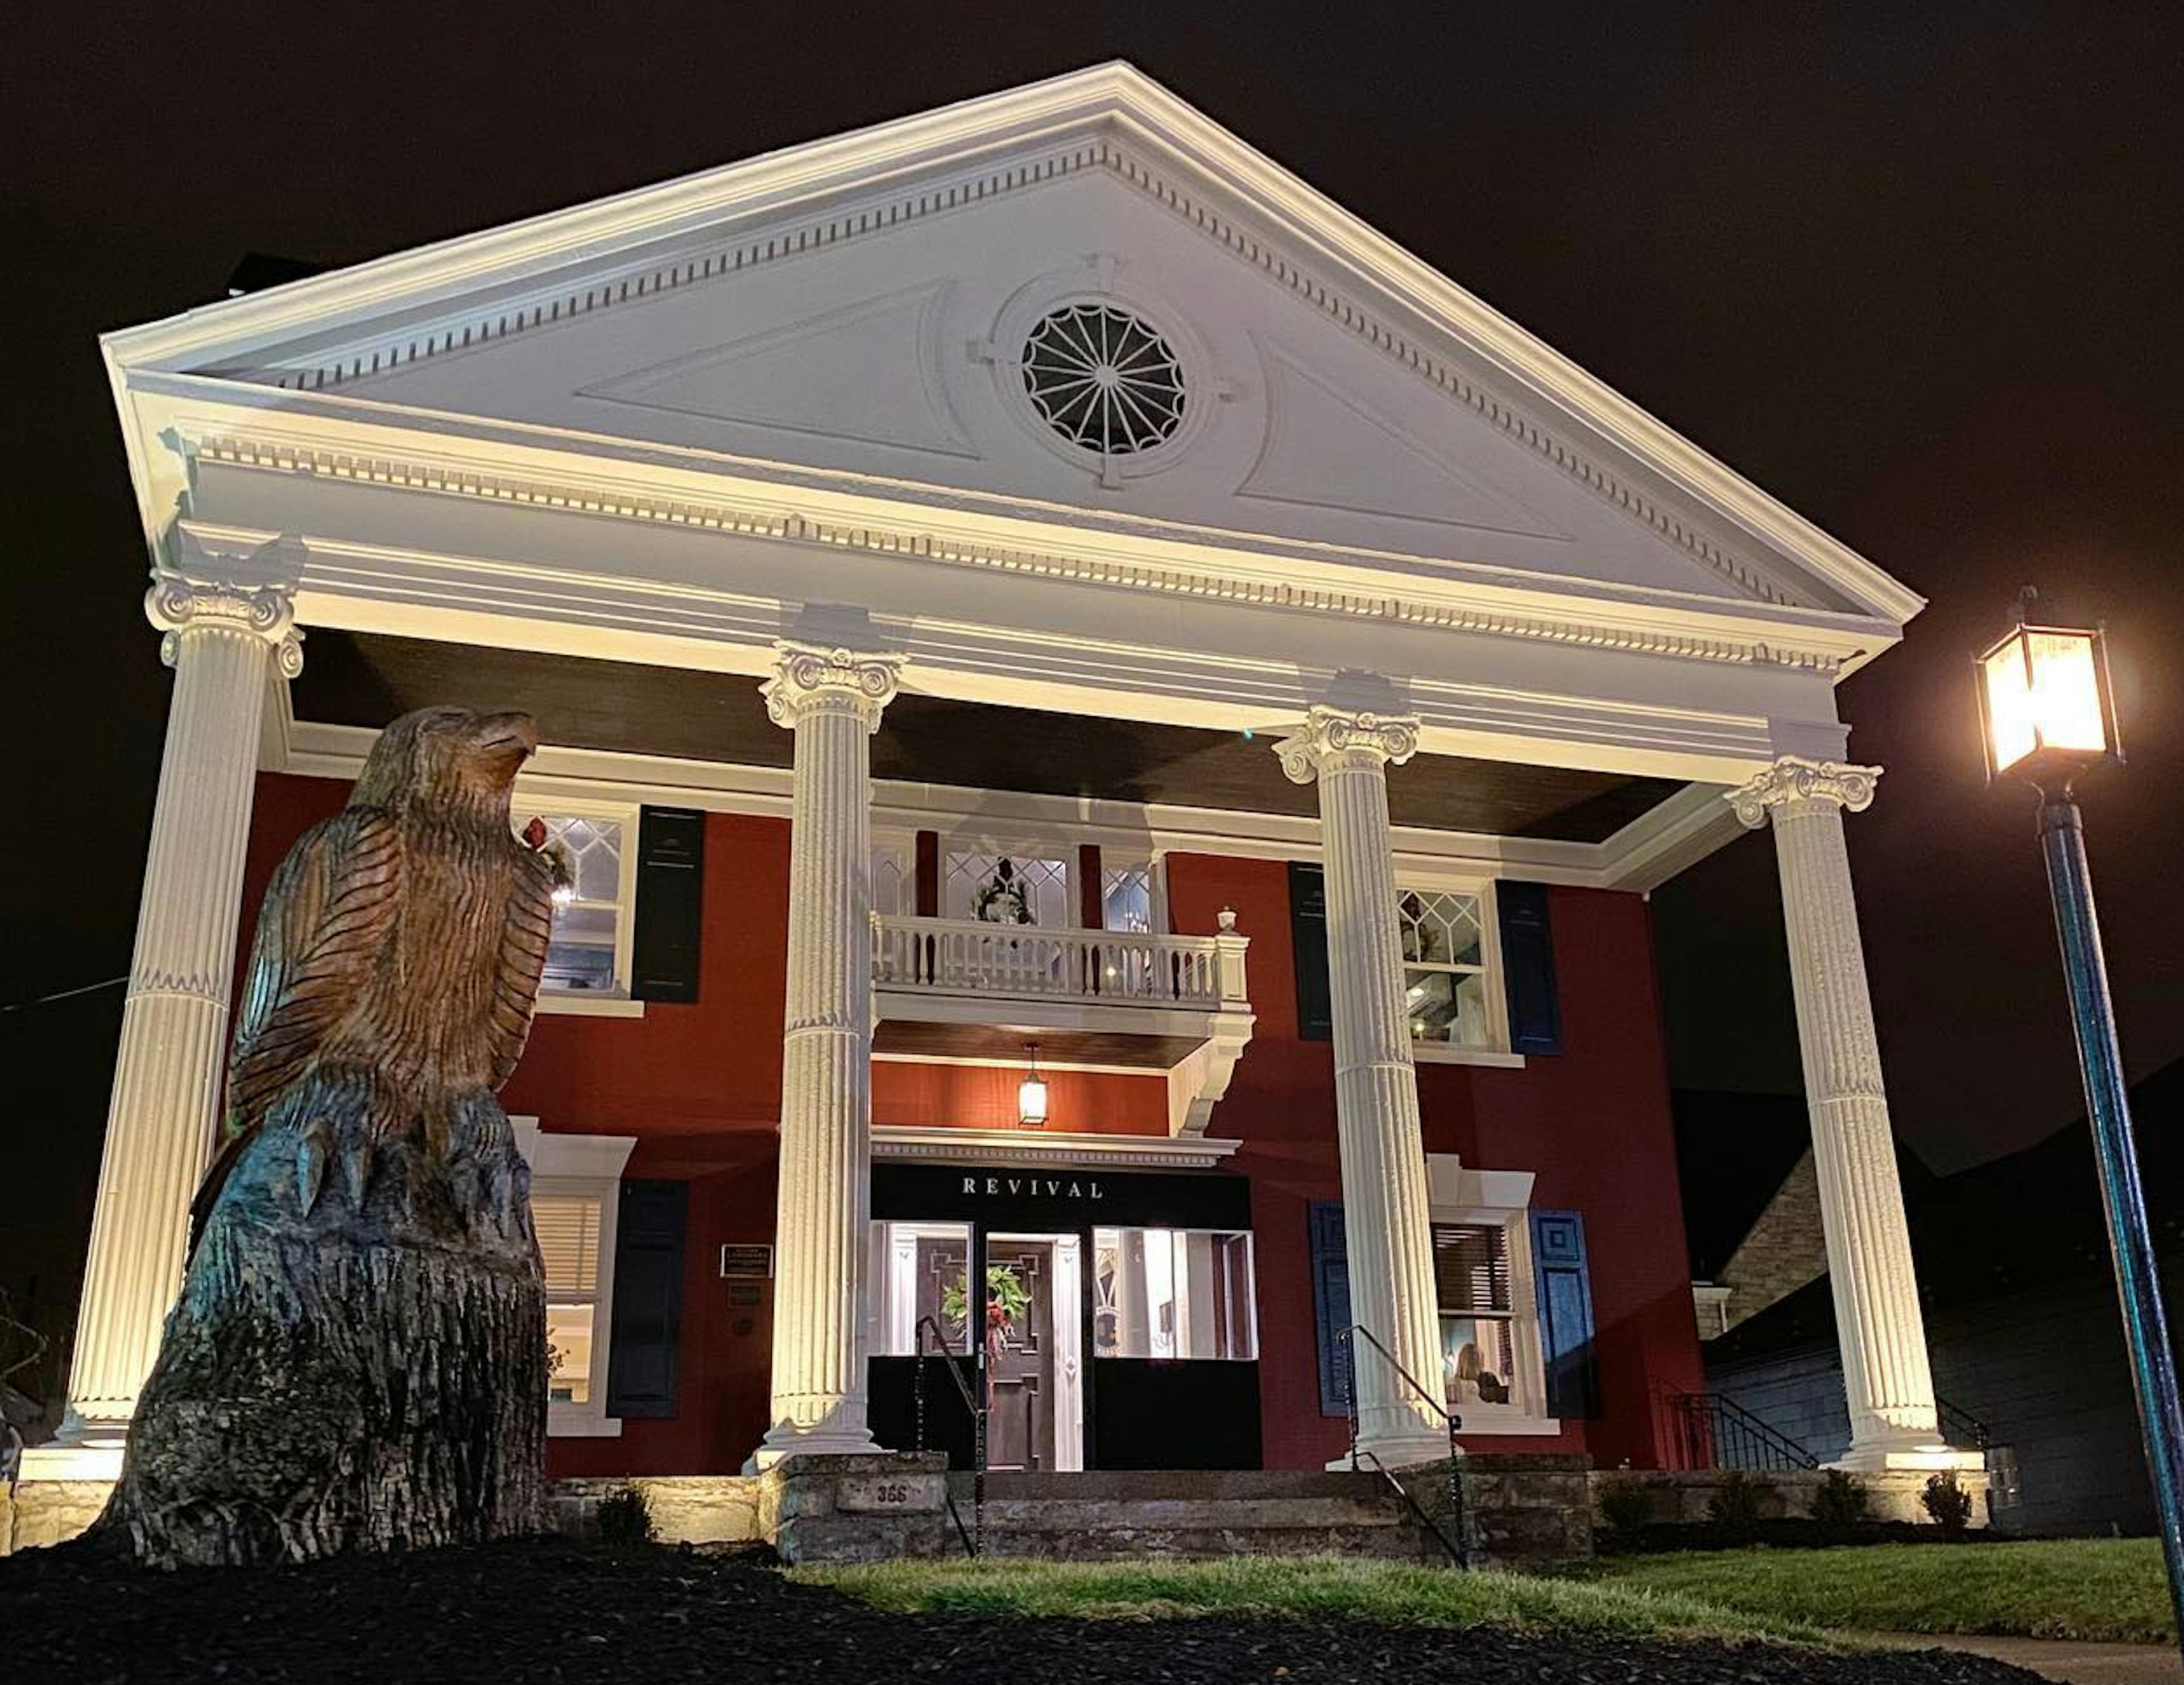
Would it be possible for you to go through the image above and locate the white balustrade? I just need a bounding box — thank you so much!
[872,914,1246,1010]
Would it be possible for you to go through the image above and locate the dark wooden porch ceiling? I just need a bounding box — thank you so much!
[291,630,1680,843]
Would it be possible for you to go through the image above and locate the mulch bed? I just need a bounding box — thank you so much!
[0,1535,2045,1684]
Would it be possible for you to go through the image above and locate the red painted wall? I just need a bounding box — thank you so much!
[239,775,1701,1477]
[1165,853,1704,1471]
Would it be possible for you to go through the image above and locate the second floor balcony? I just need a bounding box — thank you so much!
[871,912,1254,1138]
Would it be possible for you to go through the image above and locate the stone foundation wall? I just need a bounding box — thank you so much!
[2,1480,115,1553]
[1395,1455,1595,1563]
[551,1475,763,1548]
[1590,1466,1991,1529]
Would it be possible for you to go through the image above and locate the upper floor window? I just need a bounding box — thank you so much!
[524,809,638,998]
[1399,889,1494,1049]
[1101,864,1158,934]
[945,850,1070,927]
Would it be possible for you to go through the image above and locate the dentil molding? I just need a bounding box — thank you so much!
[1727,755,1881,828]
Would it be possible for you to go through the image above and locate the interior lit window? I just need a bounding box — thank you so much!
[1093,1227,1257,1360]
[1101,865,1156,933]
[945,850,1071,927]
[524,813,633,996]
[1398,889,1492,1047]
[869,1221,974,1356]
[1433,1221,1519,1409]
[536,1193,605,1406]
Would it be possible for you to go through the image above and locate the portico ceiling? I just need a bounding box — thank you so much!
[292,630,1679,843]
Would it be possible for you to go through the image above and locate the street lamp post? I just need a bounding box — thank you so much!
[1977,590,2184,1654]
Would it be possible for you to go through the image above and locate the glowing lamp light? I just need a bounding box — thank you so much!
[550,882,577,908]
[1017,1043,1049,1130]
[1975,597,2119,784]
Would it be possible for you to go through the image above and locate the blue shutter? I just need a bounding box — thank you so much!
[1289,862,1332,1042]
[605,1179,688,1419]
[631,806,705,1003]
[1531,1209,1598,1419]
[1497,881,1561,1054]
[1309,1200,1352,1415]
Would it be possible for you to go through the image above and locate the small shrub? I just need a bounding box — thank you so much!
[1597,1475,1654,1536]
[1922,1471,1973,1537]
[1811,1468,1872,1526]
[1703,1469,1777,1530]
[595,1482,657,1550]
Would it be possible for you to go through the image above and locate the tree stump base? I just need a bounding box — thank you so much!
[101,1087,546,1568]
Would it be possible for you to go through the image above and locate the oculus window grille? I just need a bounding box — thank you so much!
[1021,303,1187,456]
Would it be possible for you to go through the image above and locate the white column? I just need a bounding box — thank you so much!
[1277,707,1450,1467]
[1730,756,1962,1471]
[42,577,302,1468]
[751,642,902,1467]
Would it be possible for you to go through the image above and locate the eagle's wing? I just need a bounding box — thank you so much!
[487,846,559,1091]
[190,806,401,1244]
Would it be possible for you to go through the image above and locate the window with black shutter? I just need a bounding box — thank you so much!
[630,806,705,1003]
[1496,881,1562,1054]
[1530,1208,1598,1418]
[1288,862,1332,1042]
[1308,1200,1351,1414]
[605,1179,688,1419]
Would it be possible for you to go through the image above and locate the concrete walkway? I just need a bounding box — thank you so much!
[1855,1632,2182,1685]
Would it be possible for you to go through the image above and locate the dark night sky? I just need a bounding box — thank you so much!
[6,2,2180,1318]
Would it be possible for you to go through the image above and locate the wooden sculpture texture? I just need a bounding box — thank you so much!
[102,707,561,1566]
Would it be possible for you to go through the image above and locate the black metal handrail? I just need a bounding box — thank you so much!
[912,1314,985,1557]
[1667,1389,1818,1472]
[1337,1324,1475,1567]
[1937,1394,1994,1452]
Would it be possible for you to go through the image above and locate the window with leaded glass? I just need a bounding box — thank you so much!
[944,850,1070,927]
[1101,864,1156,934]
[1399,889,1491,1047]
[526,812,633,996]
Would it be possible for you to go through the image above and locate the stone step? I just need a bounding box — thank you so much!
[966,1521,1446,1562]
[956,1469,1390,1502]
[951,1495,1409,1530]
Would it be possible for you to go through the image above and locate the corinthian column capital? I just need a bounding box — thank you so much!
[760,642,904,733]
[1274,706,1420,784]
[1727,755,1882,829]
[145,576,304,679]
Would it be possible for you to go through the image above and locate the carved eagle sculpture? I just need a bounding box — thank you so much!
[112,706,565,1567]
[191,706,561,1238]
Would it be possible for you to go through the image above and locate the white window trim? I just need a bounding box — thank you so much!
[1397,876,1521,1064]
[1425,1158,1560,1438]
[518,793,645,1019]
[514,1118,638,1438]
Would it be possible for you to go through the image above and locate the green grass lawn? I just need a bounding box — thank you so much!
[797,1554,1828,1646]
[1589,1538,2174,1646]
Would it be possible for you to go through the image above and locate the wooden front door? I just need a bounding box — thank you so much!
[983,1240,1054,1472]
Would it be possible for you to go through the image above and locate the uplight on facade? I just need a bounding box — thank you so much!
[1975,612,2119,784]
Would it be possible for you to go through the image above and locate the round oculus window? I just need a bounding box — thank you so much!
[1020,303,1187,456]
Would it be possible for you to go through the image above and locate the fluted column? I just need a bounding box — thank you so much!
[1731,756,1958,1471]
[47,577,303,1463]
[751,642,902,1467]
[1278,707,1450,1467]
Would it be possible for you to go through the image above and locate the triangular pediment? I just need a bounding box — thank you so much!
[113,63,1922,627]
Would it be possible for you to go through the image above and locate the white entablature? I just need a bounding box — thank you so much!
[103,62,1921,790]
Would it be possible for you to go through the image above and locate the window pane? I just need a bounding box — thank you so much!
[1432,1223,1511,1315]
[533,816,624,905]
[1404,969,1491,1046]
[868,1222,973,1356]
[547,1302,595,1405]
[1440,1314,1516,1408]
[543,928,618,993]
[1093,1228,1256,1360]
[534,1195,601,1295]
[1398,890,1483,968]
[1102,867,1153,934]
[946,852,1070,927]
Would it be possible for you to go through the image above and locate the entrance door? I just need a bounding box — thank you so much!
[982,1237,1054,1471]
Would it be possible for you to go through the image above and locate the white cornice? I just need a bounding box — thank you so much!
[274,715,1738,890]
[103,61,1923,631]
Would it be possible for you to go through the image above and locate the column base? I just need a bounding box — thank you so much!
[1828,1440,1986,1474]
[743,1427,883,1473]
[1333,1430,1460,1472]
